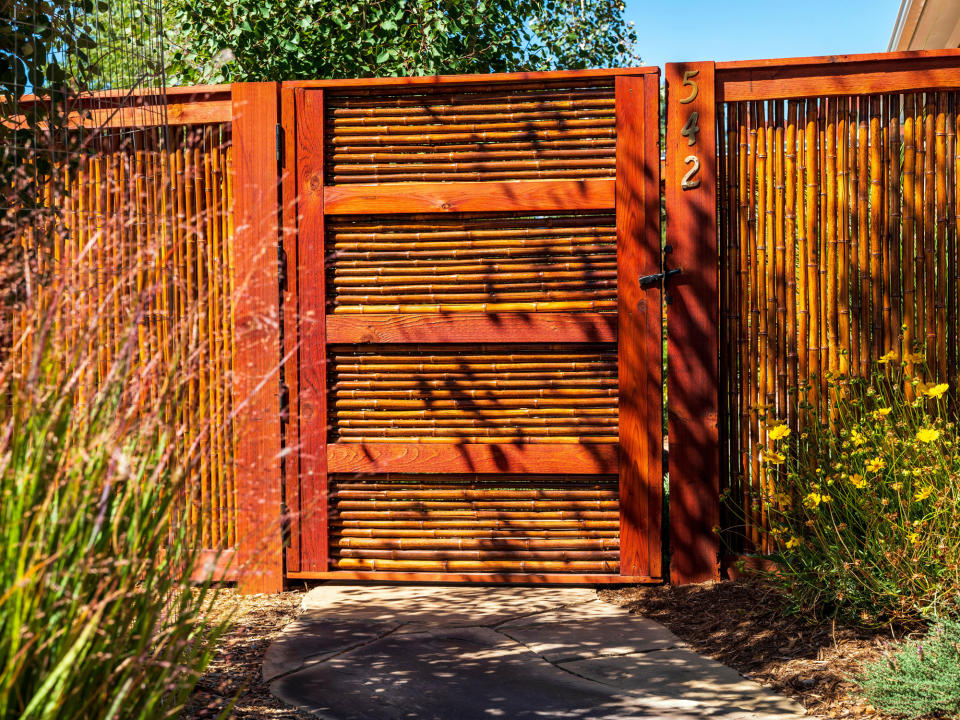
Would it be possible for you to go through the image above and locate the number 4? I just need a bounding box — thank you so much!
[680,111,700,146]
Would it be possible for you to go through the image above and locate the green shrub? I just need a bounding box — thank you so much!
[0,301,233,717]
[860,618,960,717]
[761,358,960,624]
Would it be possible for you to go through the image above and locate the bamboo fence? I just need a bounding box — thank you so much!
[719,91,960,550]
[326,213,617,313]
[11,122,237,551]
[327,473,620,573]
[327,344,619,444]
[324,82,616,184]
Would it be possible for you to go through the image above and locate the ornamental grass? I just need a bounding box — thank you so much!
[760,357,960,625]
[0,169,235,718]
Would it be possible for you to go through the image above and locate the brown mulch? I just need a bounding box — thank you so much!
[183,587,312,720]
[599,580,913,719]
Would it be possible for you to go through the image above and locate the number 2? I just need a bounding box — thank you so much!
[680,111,700,146]
[681,155,700,190]
[679,70,699,104]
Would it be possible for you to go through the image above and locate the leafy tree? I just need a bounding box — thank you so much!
[163,0,639,84]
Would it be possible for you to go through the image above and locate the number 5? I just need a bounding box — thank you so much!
[679,70,698,104]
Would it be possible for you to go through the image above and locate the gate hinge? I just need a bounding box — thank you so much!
[279,382,290,426]
[275,123,284,168]
[638,267,682,289]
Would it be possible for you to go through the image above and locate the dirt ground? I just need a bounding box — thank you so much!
[185,579,910,719]
[183,586,313,720]
[599,580,908,719]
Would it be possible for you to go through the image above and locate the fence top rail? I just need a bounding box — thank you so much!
[281,66,657,92]
[14,83,233,128]
[713,47,960,102]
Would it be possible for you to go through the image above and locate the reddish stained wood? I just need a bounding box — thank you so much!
[280,86,301,573]
[665,62,721,584]
[325,313,617,344]
[285,571,655,584]
[16,85,232,128]
[615,74,663,580]
[189,549,239,583]
[232,82,284,594]
[327,442,619,475]
[282,67,656,91]
[718,56,960,102]
[716,47,960,70]
[323,178,614,214]
[295,88,330,574]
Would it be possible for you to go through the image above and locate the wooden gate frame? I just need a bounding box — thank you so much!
[233,68,666,590]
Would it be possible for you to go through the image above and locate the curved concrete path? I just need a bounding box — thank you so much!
[266,584,807,720]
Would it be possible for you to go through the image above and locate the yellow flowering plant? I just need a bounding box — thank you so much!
[758,363,960,624]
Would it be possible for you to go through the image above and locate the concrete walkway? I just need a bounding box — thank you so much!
[265,584,807,720]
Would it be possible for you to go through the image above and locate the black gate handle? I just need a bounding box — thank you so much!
[638,267,682,289]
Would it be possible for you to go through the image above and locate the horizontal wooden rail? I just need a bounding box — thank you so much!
[285,571,655,583]
[327,442,619,474]
[717,49,960,101]
[326,313,617,344]
[323,179,615,214]
[282,67,656,91]
[15,84,232,128]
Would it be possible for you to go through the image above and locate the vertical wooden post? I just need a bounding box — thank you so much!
[294,88,329,573]
[232,82,284,593]
[665,62,721,584]
[616,72,663,580]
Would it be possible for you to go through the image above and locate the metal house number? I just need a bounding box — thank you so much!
[678,69,700,191]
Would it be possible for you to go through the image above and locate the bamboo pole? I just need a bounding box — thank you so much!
[889,96,902,363]
[924,95,937,371]
[785,100,799,424]
[936,94,949,380]
[825,98,839,386]
[774,102,787,417]
[837,99,850,377]
[805,104,820,413]
[796,101,809,428]
[903,95,917,382]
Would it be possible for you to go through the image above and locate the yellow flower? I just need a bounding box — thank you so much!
[914,485,935,502]
[851,430,867,447]
[878,350,897,365]
[764,451,785,465]
[873,407,892,420]
[768,424,791,442]
[925,383,950,400]
[907,531,921,545]
[916,427,940,444]
[866,457,886,473]
[849,473,867,489]
[785,536,802,549]
[804,492,825,509]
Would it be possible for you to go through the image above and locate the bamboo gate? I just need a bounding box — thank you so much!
[23,48,960,592]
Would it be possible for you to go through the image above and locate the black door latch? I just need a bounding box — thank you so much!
[638,267,682,288]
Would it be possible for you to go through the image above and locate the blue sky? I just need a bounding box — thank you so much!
[624,0,901,69]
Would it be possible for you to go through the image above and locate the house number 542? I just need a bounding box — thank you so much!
[678,69,700,191]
